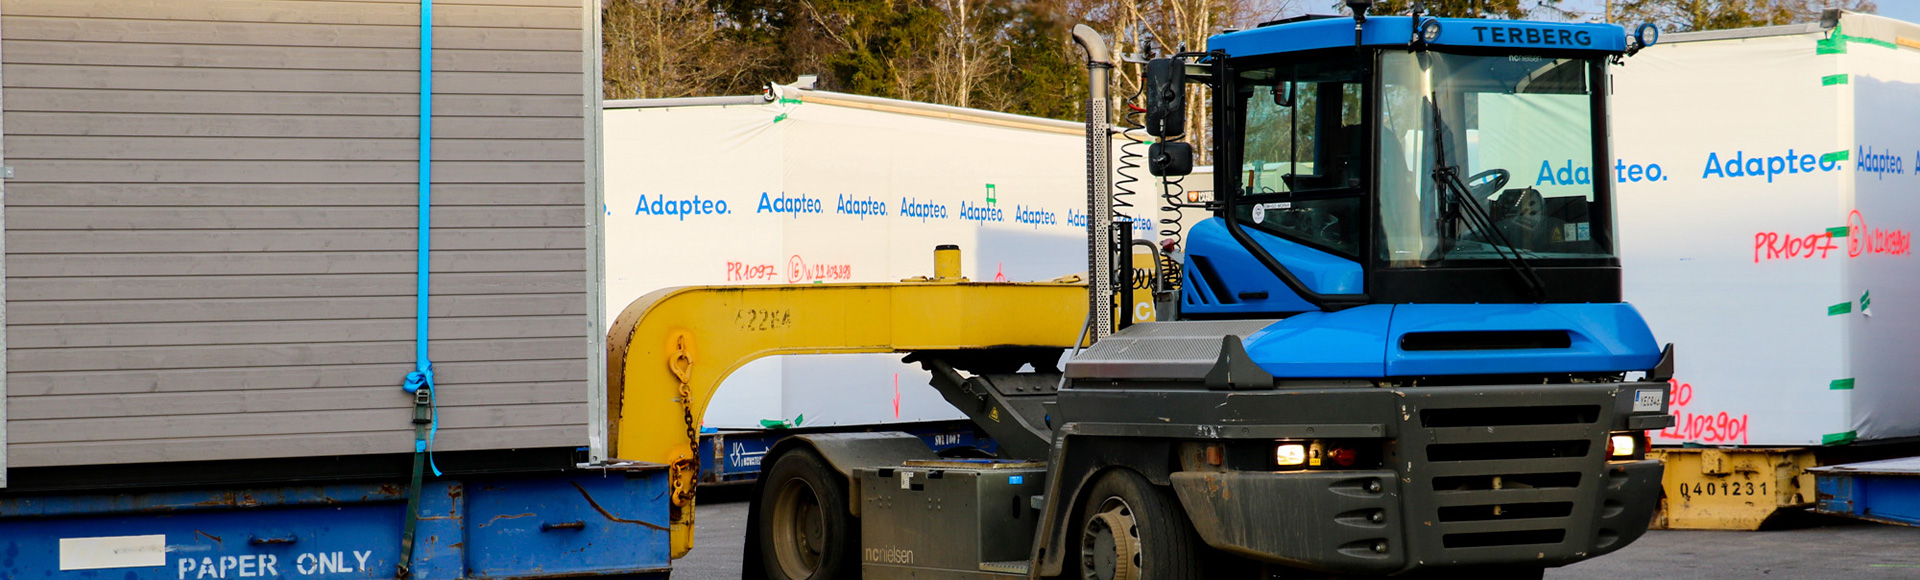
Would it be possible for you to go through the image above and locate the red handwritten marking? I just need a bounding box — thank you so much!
[726,261,779,282]
[1670,379,1692,407]
[786,255,853,283]
[1753,210,1910,263]
[1847,210,1911,258]
[1654,378,1750,445]
[1753,231,1837,262]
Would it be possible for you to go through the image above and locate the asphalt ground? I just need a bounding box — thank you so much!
[673,487,1920,580]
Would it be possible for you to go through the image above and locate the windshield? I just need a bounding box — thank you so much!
[1377,52,1609,266]
[1232,53,1369,258]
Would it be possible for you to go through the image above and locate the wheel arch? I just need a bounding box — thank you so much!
[1033,434,1178,577]
[759,432,939,518]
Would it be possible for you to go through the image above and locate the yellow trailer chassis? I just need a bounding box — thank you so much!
[605,278,1088,556]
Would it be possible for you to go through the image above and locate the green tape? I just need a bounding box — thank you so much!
[778,97,803,105]
[1822,150,1849,163]
[772,113,789,123]
[758,414,805,428]
[1820,25,1899,54]
[1829,302,1853,315]
[1828,226,1850,237]
[1823,74,1850,86]
[1823,431,1858,446]
[1831,378,1855,390]
[1838,32,1898,50]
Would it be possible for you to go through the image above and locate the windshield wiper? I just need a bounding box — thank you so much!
[1427,98,1548,302]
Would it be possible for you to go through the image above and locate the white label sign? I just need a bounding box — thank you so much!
[59,534,167,570]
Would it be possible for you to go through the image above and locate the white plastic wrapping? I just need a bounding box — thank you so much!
[604,90,1136,428]
[1616,12,1920,446]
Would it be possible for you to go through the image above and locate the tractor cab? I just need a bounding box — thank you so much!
[1163,14,1653,316]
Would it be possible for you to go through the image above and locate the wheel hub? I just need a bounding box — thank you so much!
[771,479,825,578]
[1080,502,1141,580]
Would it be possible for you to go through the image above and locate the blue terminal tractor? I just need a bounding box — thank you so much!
[1068,3,1677,578]
[734,5,1678,580]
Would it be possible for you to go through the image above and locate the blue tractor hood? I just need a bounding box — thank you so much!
[1240,303,1663,378]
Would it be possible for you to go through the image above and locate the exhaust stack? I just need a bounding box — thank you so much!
[1072,24,1114,341]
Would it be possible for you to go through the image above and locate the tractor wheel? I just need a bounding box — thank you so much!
[758,448,858,580]
[1077,469,1204,580]
[1440,567,1546,580]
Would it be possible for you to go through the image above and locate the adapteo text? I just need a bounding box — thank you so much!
[1614,159,1666,182]
[960,201,1004,222]
[637,194,728,220]
[836,195,888,219]
[1701,149,1841,182]
[1015,205,1058,228]
[1535,160,1593,186]
[757,192,823,217]
[900,198,948,221]
[1857,146,1909,179]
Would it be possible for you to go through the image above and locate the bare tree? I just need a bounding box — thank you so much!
[603,0,777,99]
[1062,0,1296,164]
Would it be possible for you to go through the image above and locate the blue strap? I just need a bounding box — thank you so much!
[397,5,438,576]
[403,0,441,477]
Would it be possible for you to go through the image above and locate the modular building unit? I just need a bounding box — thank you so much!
[0,2,657,578]
[605,88,1136,430]
[0,0,605,481]
[1613,11,1920,447]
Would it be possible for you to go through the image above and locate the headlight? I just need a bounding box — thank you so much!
[1277,443,1307,466]
[1607,432,1645,460]
[1420,19,1443,43]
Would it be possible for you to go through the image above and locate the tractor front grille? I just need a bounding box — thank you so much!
[1395,385,1617,566]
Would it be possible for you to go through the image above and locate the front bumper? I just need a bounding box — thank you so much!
[1167,382,1669,575]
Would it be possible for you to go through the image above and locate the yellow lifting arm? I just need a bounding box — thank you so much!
[606,279,1088,558]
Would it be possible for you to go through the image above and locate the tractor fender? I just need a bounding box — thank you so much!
[764,432,938,517]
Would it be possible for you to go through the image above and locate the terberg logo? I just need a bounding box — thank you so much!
[1701,148,1843,183]
[1468,25,1593,47]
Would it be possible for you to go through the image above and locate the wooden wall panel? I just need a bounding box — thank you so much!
[2,0,593,469]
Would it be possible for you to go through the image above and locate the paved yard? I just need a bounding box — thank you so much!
[672,489,1920,580]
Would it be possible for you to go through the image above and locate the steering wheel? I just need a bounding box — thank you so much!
[1465,168,1510,200]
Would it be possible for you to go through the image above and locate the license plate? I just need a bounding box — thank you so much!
[1633,389,1664,412]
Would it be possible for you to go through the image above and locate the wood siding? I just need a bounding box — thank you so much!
[2,0,593,468]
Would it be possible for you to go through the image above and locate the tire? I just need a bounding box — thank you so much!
[1461,567,1546,580]
[757,448,859,580]
[1076,469,1204,580]
[1415,567,1546,580]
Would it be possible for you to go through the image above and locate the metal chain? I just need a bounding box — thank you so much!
[667,333,699,508]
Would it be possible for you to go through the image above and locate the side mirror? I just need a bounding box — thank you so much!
[1148,142,1193,177]
[1144,58,1186,137]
